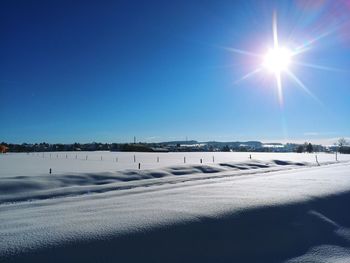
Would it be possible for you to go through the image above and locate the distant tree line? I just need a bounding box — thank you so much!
[0,142,112,152]
[295,143,314,153]
[0,142,165,153]
[337,138,350,154]
[1,138,349,153]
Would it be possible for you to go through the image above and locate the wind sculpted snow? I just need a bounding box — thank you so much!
[0,159,310,204]
[1,152,350,262]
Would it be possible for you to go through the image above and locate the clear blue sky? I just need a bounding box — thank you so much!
[1,0,350,144]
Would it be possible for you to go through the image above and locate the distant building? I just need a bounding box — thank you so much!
[0,145,9,153]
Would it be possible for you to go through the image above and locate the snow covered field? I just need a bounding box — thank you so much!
[1,152,350,262]
[0,151,347,177]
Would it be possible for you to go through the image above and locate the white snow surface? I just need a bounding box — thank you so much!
[1,152,350,262]
[1,151,347,177]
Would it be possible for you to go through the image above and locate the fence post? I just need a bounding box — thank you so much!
[138,163,141,170]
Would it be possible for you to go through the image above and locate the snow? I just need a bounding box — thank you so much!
[1,151,347,177]
[1,152,350,262]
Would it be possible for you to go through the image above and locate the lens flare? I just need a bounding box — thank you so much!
[223,10,333,107]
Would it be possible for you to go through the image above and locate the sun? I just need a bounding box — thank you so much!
[227,11,326,106]
[263,47,292,73]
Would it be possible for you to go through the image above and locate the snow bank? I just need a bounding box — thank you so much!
[0,159,309,204]
[1,153,350,262]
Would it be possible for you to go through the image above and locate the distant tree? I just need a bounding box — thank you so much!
[110,143,120,151]
[340,147,350,154]
[222,145,230,152]
[303,142,308,150]
[338,138,349,154]
[306,143,313,153]
[296,145,304,153]
[238,146,248,152]
[338,138,347,147]
[55,144,65,151]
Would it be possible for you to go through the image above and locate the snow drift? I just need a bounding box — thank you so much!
[0,159,308,204]
[1,153,350,262]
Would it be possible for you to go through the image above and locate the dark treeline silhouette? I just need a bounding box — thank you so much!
[337,138,350,154]
[0,140,343,153]
[0,142,169,153]
[295,142,327,153]
[339,146,350,154]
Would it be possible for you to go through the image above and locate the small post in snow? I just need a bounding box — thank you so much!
[138,163,141,170]
[134,155,136,163]
[315,155,319,166]
[249,154,252,160]
[116,157,118,162]
[336,151,338,162]
[101,156,103,161]
[49,168,52,174]
[184,157,186,163]
[86,155,88,160]
[212,156,215,163]
[200,158,203,164]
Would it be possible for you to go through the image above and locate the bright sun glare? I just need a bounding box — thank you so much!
[228,11,328,106]
[229,13,326,105]
[263,47,291,73]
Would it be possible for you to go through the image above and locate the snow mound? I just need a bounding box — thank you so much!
[1,158,350,263]
[0,160,307,204]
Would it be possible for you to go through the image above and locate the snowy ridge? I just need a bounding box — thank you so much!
[1,157,350,262]
[0,159,311,204]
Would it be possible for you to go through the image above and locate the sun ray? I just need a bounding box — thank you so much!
[221,46,262,57]
[229,10,328,108]
[293,61,348,73]
[285,70,322,105]
[292,19,346,57]
[234,68,262,84]
[275,72,283,106]
[273,11,279,49]
[292,30,332,56]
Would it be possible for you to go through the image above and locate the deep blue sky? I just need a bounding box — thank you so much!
[1,0,350,144]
